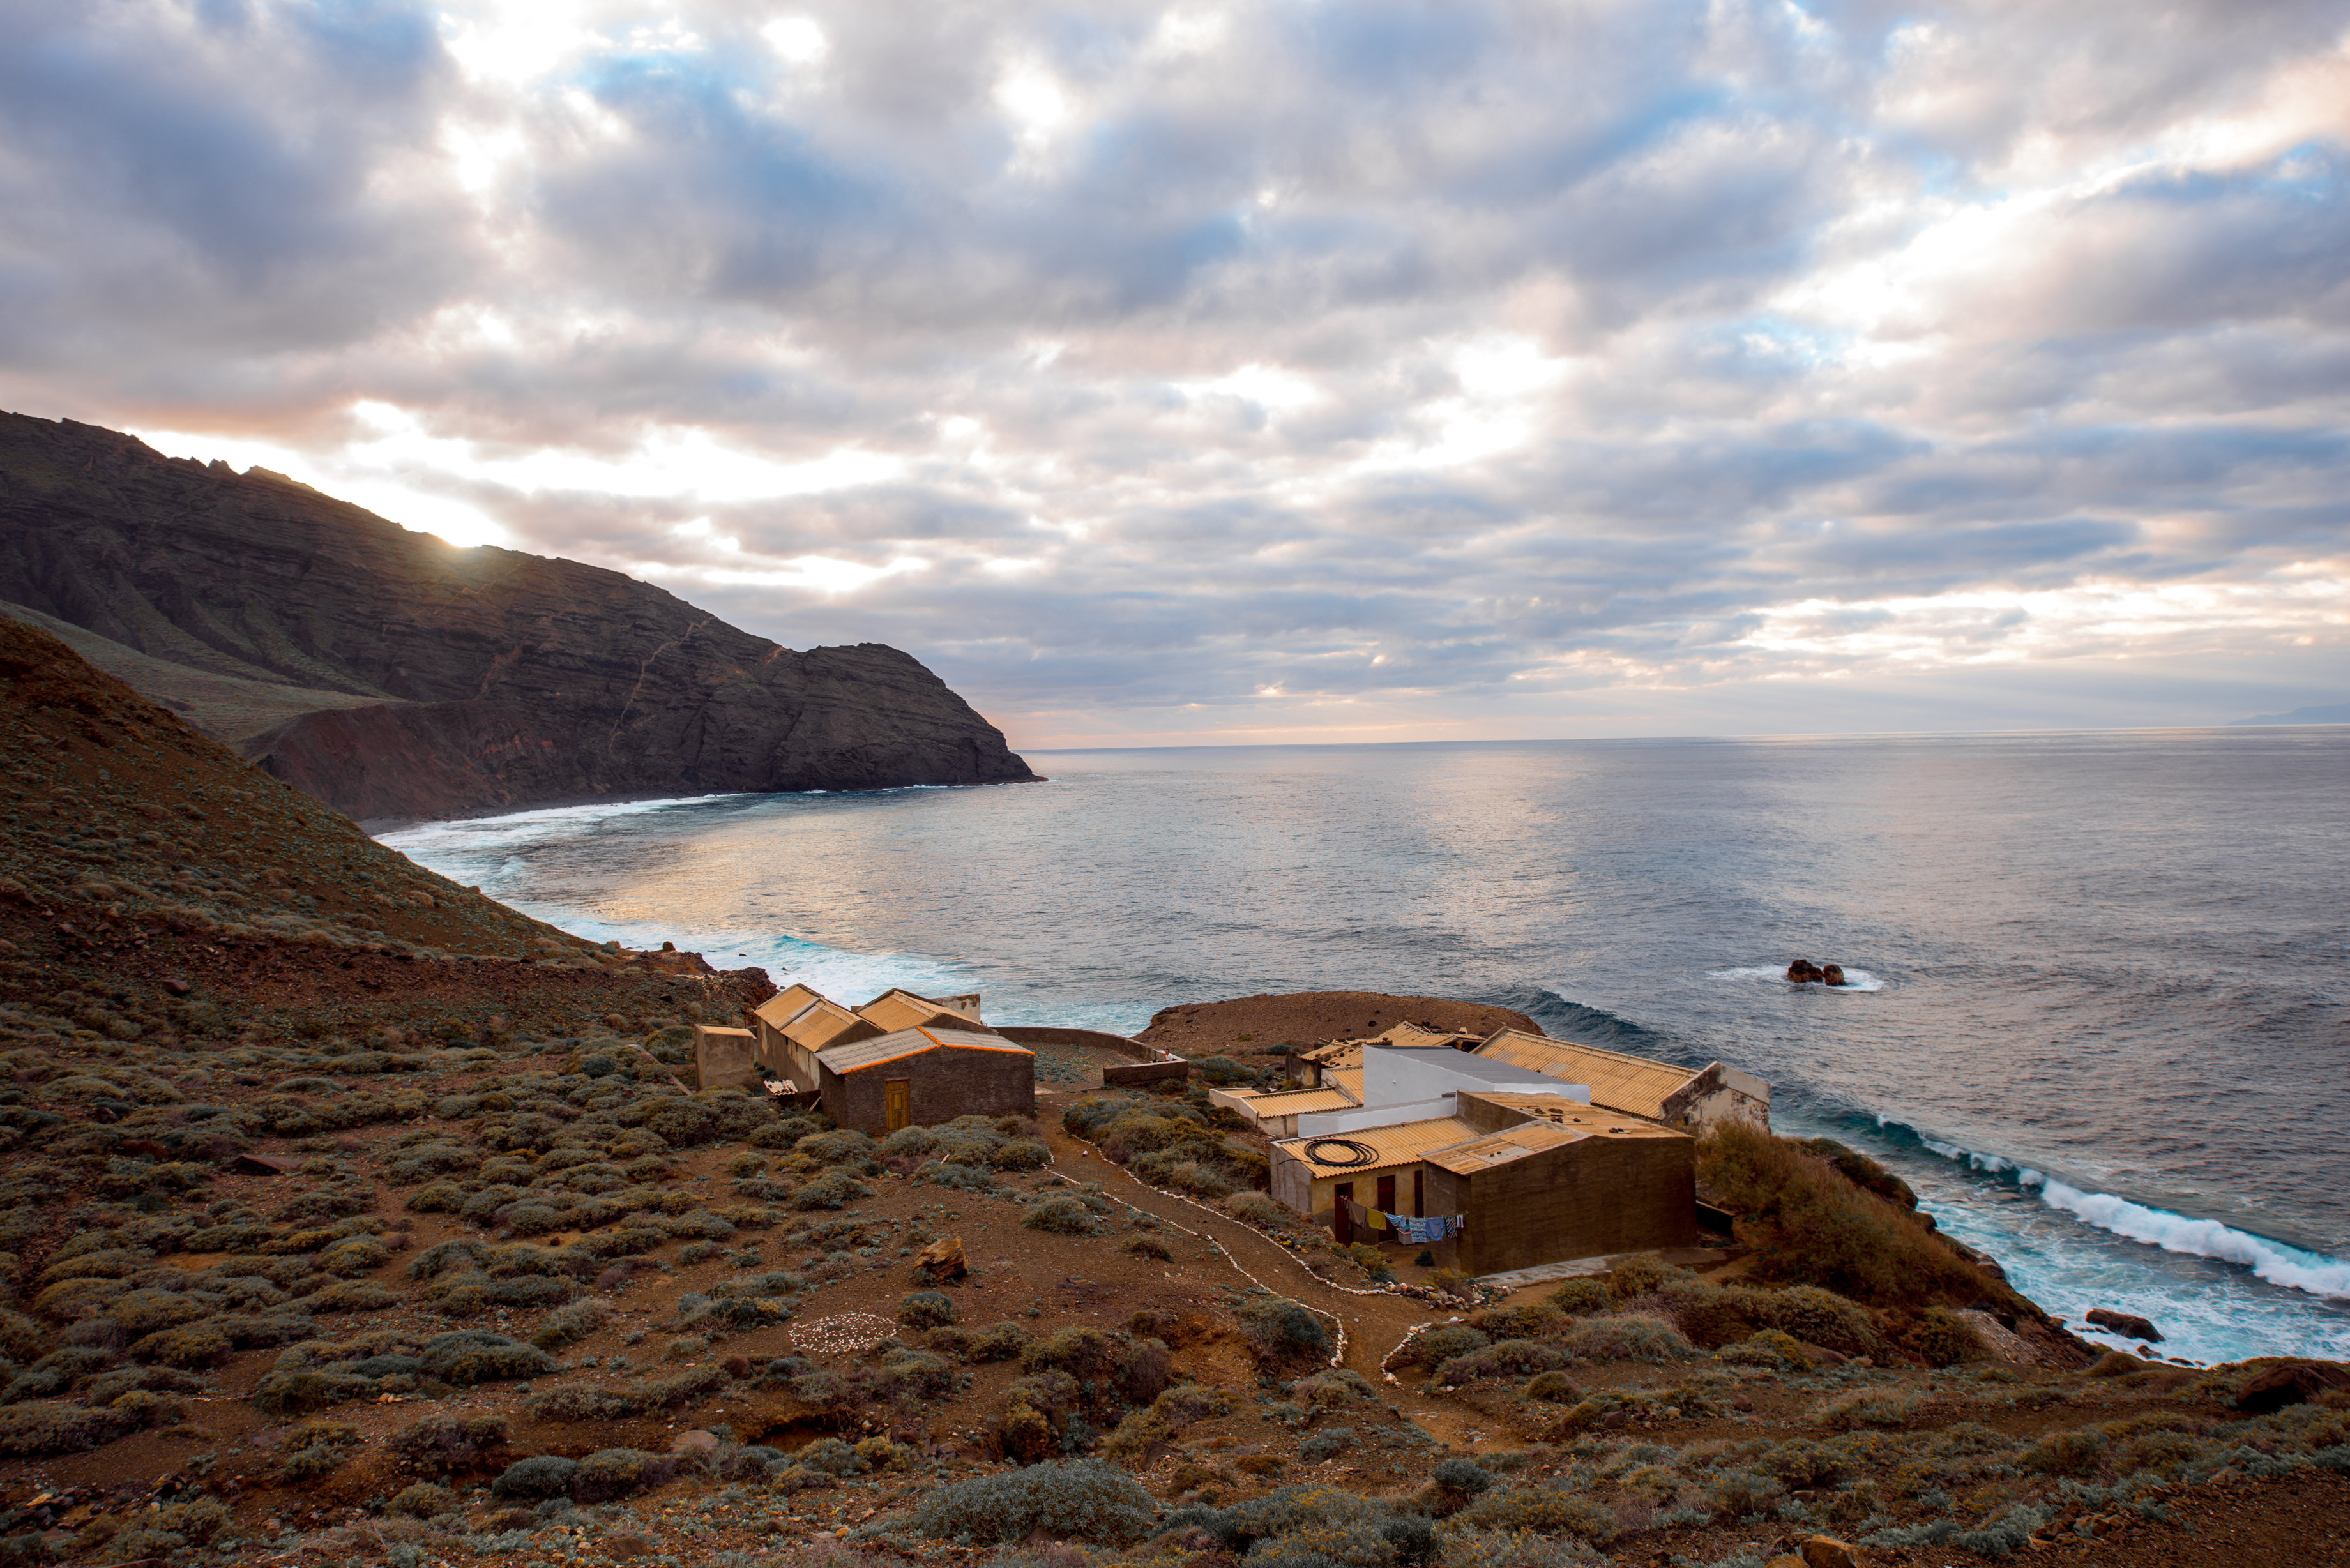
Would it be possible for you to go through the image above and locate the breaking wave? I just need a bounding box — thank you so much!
[1885,1119,2350,1302]
[2034,1182,2350,1301]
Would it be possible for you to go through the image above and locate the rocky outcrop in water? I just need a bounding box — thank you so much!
[0,411,1036,822]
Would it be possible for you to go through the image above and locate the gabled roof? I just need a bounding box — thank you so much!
[818,1025,1033,1075]
[1474,1029,1697,1121]
[752,983,823,1031]
[782,998,882,1053]
[860,990,992,1036]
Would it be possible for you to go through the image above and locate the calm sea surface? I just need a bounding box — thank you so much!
[382,730,2350,1363]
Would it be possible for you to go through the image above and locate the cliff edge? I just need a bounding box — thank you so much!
[0,412,1036,822]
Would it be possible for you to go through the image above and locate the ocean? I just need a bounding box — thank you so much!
[379,728,2350,1365]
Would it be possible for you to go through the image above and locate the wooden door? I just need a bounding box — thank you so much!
[1333,1181,1354,1244]
[1376,1173,1396,1225]
[884,1078,911,1133]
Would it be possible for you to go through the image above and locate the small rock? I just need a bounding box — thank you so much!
[2086,1308,2164,1342]
[1785,959,1822,983]
[1801,1535,1863,1568]
[1766,1556,1807,1568]
[603,1534,657,1560]
[669,1429,720,1456]
[913,1235,968,1284]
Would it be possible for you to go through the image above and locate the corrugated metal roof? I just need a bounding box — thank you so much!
[861,994,974,1035]
[752,984,823,1030]
[818,1026,1033,1075]
[1234,1086,1360,1116]
[785,1000,879,1052]
[1271,1116,1487,1177]
[1325,1067,1364,1101]
[1465,1092,1689,1139]
[1296,1040,1364,1068]
[1476,1030,1695,1120]
[1423,1119,1583,1175]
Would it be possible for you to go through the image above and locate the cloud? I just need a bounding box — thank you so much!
[2,0,2344,744]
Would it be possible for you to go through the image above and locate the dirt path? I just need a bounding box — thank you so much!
[1034,1090,1472,1428]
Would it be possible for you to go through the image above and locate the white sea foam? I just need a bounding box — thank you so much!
[2036,1180,2350,1300]
[1902,1122,2350,1302]
[1710,964,1885,991]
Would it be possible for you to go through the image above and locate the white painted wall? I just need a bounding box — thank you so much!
[1359,1046,1591,1110]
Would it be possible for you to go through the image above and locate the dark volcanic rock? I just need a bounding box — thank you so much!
[2086,1307,2164,1343]
[0,411,1037,822]
[2236,1361,2350,1413]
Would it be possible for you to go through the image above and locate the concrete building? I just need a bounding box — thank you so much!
[692,1025,761,1092]
[1473,1030,1769,1133]
[1268,1090,1697,1271]
[816,1026,1035,1135]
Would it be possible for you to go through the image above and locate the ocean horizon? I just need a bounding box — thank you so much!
[381,726,2350,1367]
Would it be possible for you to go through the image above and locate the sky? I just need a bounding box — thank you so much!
[2,1,2346,748]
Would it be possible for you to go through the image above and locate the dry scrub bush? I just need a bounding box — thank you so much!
[911,1458,1156,1544]
[1698,1121,1984,1308]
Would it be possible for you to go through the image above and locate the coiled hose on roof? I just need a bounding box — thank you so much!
[1302,1136,1383,1168]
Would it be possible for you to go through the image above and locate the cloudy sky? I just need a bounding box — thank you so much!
[3,0,2345,746]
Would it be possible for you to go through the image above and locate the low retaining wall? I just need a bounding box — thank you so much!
[997,1024,1153,1062]
[1103,1060,1191,1087]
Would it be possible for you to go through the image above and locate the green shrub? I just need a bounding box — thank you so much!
[252,1369,378,1417]
[310,1281,400,1313]
[1472,1302,1565,1339]
[491,1454,581,1499]
[1454,1485,1619,1542]
[2018,1428,2107,1476]
[130,1323,232,1369]
[1236,1299,1330,1362]
[417,1330,556,1386]
[1436,1338,1572,1385]
[388,1482,460,1518]
[1905,1306,1988,1367]
[0,1401,137,1456]
[408,1238,491,1281]
[990,1139,1050,1172]
[792,1171,871,1210]
[1556,1314,1694,1363]
[1698,1121,1982,1307]
[1020,1195,1099,1235]
[898,1290,958,1329]
[1524,1370,1583,1403]
[531,1300,611,1352]
[1750,1286,1887,1361]
[389,1412,508,1473]
[910,1458,1156,1543]
[1717,1329,1812,1371]
[106,1288,208,1336]
[278,1419,363,1480]
[879,1345,955,1401]
[961,1322,1035,1363]
[1396,1324,1489,1371]
[1812,1387,1925,1429]
[0,1309,43,1362]
[317,1235,390,1276]
[797,1130,879,1169]
[573,1446,681,1502]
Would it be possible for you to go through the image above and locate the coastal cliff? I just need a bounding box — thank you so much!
[0,411,1037,822]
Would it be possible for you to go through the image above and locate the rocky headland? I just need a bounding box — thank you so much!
[0,412,1036,824]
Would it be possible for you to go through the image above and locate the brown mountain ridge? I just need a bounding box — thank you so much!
[0,411,1036,824]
